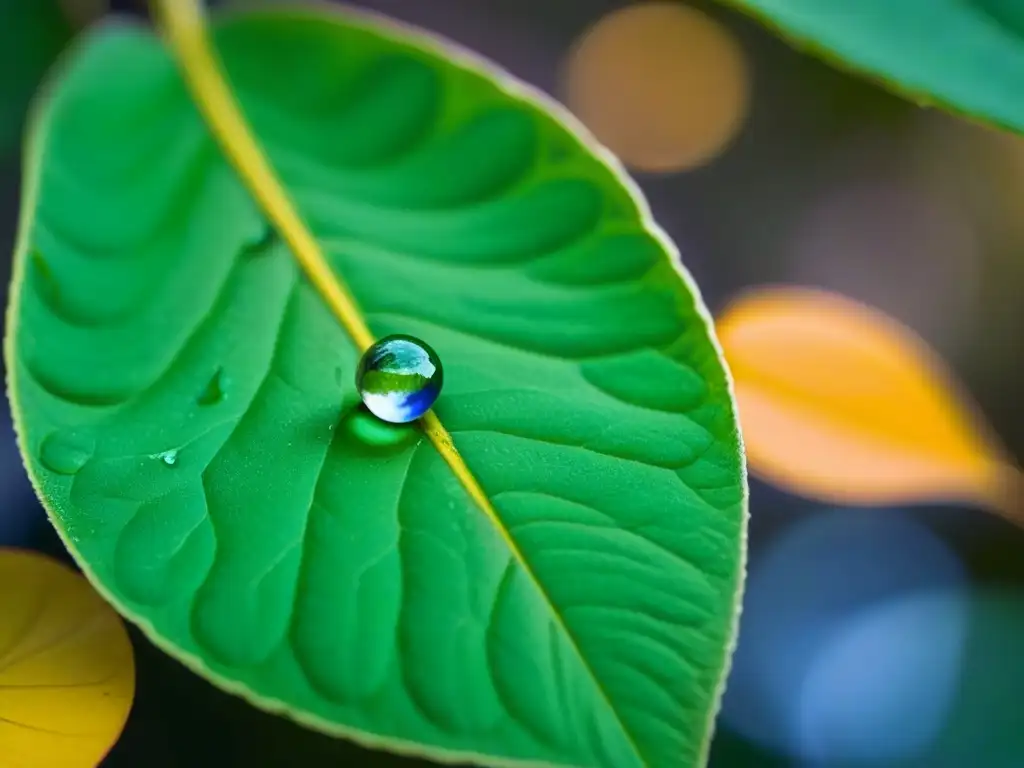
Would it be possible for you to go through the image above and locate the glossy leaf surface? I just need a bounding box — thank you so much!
[720,0,1024,134]
[0,548,134,767]
[7,7,746,767]
[718,287,1014,512]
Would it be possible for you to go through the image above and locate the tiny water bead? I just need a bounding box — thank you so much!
[156,449,178,467]
[356,335,443,424]
[39,430,95,476]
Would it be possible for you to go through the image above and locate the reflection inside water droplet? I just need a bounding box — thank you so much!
[39,430,95,475]
[356,335,443,424]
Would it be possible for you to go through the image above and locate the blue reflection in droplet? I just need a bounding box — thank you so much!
[356,335,443,424]
[720,508,967,764]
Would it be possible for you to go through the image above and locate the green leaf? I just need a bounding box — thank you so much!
[7,6,746,767]
[719,0,1024,133]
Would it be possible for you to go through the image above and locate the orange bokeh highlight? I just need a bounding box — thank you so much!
[562,2,750,173]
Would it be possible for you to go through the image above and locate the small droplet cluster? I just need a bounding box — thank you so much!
[356,335,443,424]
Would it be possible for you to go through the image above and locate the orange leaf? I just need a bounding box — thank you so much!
[0,548,134,767]
[717,286,1017,513]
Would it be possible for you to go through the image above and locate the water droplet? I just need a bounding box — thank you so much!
[63,521,82,542]
[156,449,178,467]
[434,432,456,453]
[197,368,226,406]
[356,335,443,424]
[39,430,95,475]
[241,223,278,256]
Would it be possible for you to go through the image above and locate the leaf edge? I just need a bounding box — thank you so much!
[715,0,1024,137]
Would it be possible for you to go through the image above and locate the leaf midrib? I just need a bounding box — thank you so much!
[151,2,650,766]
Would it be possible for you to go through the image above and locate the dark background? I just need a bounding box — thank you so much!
[3,0,1024,765]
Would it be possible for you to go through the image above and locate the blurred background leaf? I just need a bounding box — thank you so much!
[717,286,1019,517]
[0,547,134,767]
[718,0,1024,136]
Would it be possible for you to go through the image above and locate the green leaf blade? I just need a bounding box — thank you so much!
[9,8,746,768]
[721,0,1024,132]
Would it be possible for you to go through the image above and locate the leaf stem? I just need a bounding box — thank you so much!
[149,0,497,515]
[151,0,376,352]
[147,4,653,762]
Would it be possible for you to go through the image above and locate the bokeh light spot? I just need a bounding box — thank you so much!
[562,2,750,173]
[721,509,967,762]
[798,591,966,763]
[790,179,980,353]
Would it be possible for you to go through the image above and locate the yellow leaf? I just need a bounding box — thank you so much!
[717,286,1017,513]
[0,548,134,767]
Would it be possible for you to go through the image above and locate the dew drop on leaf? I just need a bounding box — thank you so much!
[356,334,443,424]
[39,429,95,475]
[197,367,225,405]
[241,222,278,256]
[156,449,178,466]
